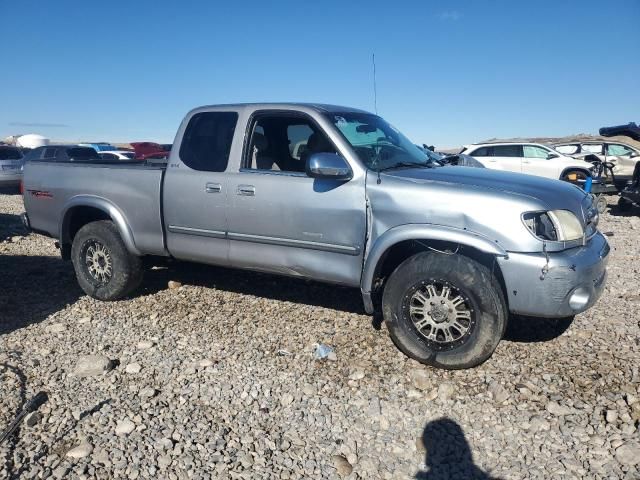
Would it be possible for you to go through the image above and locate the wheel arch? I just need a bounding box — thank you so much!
[361,224,508,314]
[559,166,591,181]
[60,196,140,259]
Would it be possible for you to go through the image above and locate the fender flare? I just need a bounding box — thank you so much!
[360,224,507,312]
[60,195,141,255]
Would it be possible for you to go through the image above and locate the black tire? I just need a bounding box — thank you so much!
[618,197,632,212]
[71,220,143,300]
[382,251,507,369]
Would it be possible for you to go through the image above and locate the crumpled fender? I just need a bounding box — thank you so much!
[360,223,508,307]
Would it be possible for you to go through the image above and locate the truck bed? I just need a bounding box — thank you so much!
[23,161,167,256]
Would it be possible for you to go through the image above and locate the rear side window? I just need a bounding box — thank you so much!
[469,147,490,157]
[492,145,523,157]
[67,147,100,160]
[179,112,238,172]
[582,144,603,154]
[0,147,23,160]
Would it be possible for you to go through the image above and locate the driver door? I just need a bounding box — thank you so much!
[225,111,366,287]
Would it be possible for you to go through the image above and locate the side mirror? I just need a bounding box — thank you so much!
[547,152,559,160]
[306,153,352,180]
[630,151,639,158]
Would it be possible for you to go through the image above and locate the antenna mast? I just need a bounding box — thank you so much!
[372,53,378,114]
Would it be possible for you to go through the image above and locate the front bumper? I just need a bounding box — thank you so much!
[497,231,609,318]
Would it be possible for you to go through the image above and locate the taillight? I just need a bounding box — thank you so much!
[19,180,24,195]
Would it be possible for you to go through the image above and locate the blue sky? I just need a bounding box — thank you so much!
[1,0,638,148]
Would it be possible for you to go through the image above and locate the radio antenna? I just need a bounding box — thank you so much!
[372,53,378,114]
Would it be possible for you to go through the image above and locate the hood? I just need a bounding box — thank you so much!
[384,165,587,210]
[367,165,593,253]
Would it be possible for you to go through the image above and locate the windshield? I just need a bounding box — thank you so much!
[0,147,23,160]
[327,112,436,170]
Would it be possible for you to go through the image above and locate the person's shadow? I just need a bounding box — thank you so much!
[416,418,500,480]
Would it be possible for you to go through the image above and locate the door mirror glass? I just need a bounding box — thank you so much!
[631,151,639,158]
[546,152,559,160]
[306,153,352,180]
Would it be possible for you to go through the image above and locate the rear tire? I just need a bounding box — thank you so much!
[71,220,143,300]
[382,251,506,369]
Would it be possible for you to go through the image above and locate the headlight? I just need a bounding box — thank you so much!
[522,210,584,241]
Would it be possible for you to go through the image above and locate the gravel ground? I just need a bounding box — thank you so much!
[1,190,639,479]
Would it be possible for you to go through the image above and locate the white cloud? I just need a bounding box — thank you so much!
[438,10,461,21]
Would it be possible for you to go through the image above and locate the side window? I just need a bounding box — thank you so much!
[582,144,604,154]
[245,115,335,172]
[523,145,550,159]
[607,144,634,156]
[100,153,117,160]
[492,145,523,157]
[179,112,238,172]
[469,147,490,157]
[288,124,314,160]
[555,145,578,155]
[43,147,57,159]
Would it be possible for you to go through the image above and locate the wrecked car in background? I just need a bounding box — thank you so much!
[22,103,609,369]
[553,141,640,184]
[0,145,24,187]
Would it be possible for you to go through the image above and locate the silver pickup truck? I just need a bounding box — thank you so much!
[22,103,609,369]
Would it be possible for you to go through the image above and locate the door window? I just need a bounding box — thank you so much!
[523,145,550,159]
[245,114,335,172]
[607,144,634,156]
[582,144,604,154]
[554,145,578,154]
[492,145,523,157]
[469,146,491,157]
[43,147,57,159]
[179,112,238,172]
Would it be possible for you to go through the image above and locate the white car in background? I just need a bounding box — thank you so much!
[552,141,640,180]
[97,150,136,161]
[460,142,594,181]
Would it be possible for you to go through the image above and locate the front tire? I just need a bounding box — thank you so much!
[71,220,143,300]
[382,251,506,369]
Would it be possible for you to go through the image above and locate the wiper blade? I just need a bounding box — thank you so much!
[376,161,433,173]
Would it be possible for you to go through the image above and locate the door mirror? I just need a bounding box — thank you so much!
[306,153,352,180]
[546,152,559,160]
[630,151,639,158]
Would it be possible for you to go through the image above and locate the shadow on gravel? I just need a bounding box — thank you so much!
[0,255,82,335]
[139,260,367,315]
[416,418,499,480]
[503,315,574,343]
[0,213,27,242]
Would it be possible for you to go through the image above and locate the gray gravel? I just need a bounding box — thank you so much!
[1,190,639,479]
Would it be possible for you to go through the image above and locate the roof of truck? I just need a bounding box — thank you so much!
[192,103,373,114]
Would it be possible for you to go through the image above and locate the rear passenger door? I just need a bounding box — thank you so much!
[606,143,638,177]
[491,145,523,173]
[225,110,366,287]
[163,110,239,266]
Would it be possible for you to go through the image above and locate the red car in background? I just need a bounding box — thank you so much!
[130,142,172,160]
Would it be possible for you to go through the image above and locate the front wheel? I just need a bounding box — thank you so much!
[382,251,507,369]
[71,220,143,300]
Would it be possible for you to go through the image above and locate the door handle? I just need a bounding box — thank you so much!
[205,183,222,193]
[237,184,255,196]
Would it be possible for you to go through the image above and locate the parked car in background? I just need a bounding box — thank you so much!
[22,102,608,370]
[552,141,640,181]
[22,145,101,162]
[130,142,171,160]
[461,142,594,181]
[78,142,117,152]
[0,145,24,186]
[98,150,137,161]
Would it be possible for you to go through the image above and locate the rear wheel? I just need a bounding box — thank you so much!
[71,220,143,300]
[382,251,506,369]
